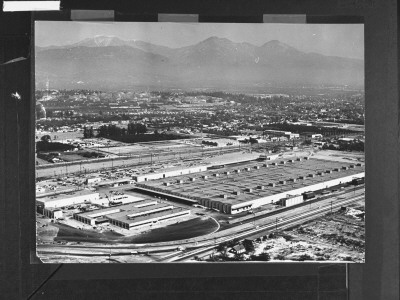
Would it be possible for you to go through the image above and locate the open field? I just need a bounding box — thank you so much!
[264,204,365,262]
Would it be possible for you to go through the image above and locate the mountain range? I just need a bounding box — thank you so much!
[35,35,364,90]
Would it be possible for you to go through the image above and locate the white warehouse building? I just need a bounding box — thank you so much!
[133,165,208,182]
[36,190,100,208]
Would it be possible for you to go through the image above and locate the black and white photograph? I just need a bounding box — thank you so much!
[34,21,365,263]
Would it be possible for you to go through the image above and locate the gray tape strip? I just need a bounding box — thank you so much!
[71,10,115,21]
[158,14,199,22]
[263,14,306,23]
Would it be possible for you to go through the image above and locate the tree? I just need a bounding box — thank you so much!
[89,126,94,138]
[41,135,51,143]
[233,252,245,261]
[83,126,89,138]
[242,239,255,253]
[216,242,228,252]
[257,252,271,261]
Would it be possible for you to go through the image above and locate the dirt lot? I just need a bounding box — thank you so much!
[200,202,365,263]
[257,204,365,262]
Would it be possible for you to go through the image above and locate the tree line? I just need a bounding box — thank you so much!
[95,123,147,138]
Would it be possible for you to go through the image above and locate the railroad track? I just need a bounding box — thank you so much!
[37,193,363,260]
[166,194,364,262]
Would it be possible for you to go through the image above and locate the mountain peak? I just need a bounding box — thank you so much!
[261,40,292,48]
[201,36,233,44]
[260,40,300,54]
[74,36,127,47]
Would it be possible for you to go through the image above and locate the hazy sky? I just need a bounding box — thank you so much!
[35,21,364,59]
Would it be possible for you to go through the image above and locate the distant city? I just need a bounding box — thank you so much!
[35,23,365,263]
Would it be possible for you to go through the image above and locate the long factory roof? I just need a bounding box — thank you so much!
[108,207,189,224]
[140,158,364,205]
[76,201,170,219]
[37,189,98,203]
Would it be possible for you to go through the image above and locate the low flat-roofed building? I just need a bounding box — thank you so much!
[40,207,63,219]
[133,165,208,183]
[96,177,135,187]
[107,207,190,229]
[284,133,300,139]
[138,158,365,215]
[73,200,190,228]
[36,190,100,208]
[86,177,101,185]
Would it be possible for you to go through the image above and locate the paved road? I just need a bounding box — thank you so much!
[37,189,364,262]
[36,143,308,178]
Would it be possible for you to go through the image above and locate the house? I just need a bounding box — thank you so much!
[232,244,246,254]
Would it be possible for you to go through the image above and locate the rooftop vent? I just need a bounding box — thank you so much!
[269,183,276,187]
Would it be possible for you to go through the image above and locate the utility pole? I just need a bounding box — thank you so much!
[330,201,333,213]
[275,217,278,231]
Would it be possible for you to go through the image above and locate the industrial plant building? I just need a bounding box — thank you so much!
[135,158,364,214]
[73,200,190,229]
[132,165,208,182]
[36,190,100,208]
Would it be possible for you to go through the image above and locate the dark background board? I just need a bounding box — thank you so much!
[0,0,398,299]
